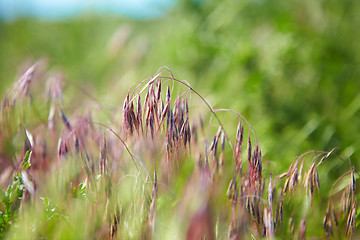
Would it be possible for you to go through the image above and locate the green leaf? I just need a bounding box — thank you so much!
[72,178,87,200]
[22,150,32,170]
[0,188,5,202]
[40,197,49,207]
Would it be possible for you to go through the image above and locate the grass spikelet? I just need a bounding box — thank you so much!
[47,72,64,103]
[25,129,34,150]
[317,148,336,167]
[156,79,161,101]
[100,134,108,175]
[60,109,72,131]
[110,209,121,239]
[323,205,333,238]
[247,136,252,164]
[268,174,273,207]
[346,201,356,239]
[276,200,283,226]
[11,63,38,103]
[137,95,143,134]
[122,92,130,136]
[263,206,274,239]
[219,131,225,171]
[289,213,295,236]
[234,120,244,176]
[299,215,306,240]
[57,136,68,158]
[351,168,356,195]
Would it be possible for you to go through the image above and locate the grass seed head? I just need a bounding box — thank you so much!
[289,213,295,236]
[346,201,356,239]
[100,134,108,175]
[299,215,306,240]
[247,136,252,164]
[60,109,72,131]
[57,137,68,158]
[268,174,273,207]
[351,168,356,195]
[156,79,161,101]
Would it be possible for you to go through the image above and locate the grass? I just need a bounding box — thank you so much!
[0,63,358,239]
[2,0,360,172]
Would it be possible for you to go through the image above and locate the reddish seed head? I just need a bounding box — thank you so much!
[187,123,191,147]
[166,85,171,104]
[156,80,161,101]
[154,168,158,191]
[60,109,72,131]
[57,137,68,157]
[351,168,356,194]
[299,215,306,240]
[149,116,154,139]
[209,135,217,153]
[247,137,252,164]
[268,174,273,207]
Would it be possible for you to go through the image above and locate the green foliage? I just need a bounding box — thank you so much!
[40,197,67,222]
[0,151,32,238]
[20,150,32,171]
[72,178,87,200]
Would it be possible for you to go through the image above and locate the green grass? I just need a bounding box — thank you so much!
[1,0,360,171]
[0,65,358,239]
[0,0,359,238]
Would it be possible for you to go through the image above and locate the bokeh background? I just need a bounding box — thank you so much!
[1,0,360,175]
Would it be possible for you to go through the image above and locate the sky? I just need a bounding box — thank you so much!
[0,0,177,20]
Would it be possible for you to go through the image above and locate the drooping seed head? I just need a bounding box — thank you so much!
[351,168,356,195]
[57,137,68,158]
[268,174,273,207]
[156,80,161,101]
[60,109,72,131]
[247,137,252,164]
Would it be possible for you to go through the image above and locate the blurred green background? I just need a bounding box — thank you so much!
[1,0,360,174]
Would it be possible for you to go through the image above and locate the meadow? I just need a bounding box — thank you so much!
[0,0,359,239]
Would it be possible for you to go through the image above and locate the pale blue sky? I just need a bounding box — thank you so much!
[0,0,176,20]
